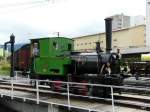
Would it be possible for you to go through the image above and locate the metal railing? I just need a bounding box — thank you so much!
[1,76,150,112]
[0,78,112,112]
[14,71,30,80]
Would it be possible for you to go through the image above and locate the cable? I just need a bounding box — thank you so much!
[0,1,49,14]
[0,0,49,9]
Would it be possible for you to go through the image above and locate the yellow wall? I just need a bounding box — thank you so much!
[74,34,99,51]
[73,25,145,51]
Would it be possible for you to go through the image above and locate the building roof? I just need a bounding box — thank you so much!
[116,47,150,54]
[30,37,73,41]
[73,24,145,39]
[109,14,130,17]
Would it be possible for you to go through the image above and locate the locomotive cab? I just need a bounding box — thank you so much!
[30,37,73,80]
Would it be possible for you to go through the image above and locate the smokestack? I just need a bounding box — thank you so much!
[105,18,113,53]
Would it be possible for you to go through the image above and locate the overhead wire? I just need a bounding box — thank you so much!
[0,0,49,8]
[0,0,51,14]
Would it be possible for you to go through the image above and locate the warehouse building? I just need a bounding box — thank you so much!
[73,25,146,52]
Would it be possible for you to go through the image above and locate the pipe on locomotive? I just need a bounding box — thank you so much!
[105,18,113,53]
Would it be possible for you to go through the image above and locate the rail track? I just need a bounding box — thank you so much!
[113,94,150,110]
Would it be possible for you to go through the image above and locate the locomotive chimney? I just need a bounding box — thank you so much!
[105,18,113,53]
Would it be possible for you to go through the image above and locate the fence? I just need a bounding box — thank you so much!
[0,75,150,112]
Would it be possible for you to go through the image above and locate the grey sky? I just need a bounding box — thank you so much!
[0,0,146,44]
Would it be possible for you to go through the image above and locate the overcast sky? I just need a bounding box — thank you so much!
[0,0,146,44]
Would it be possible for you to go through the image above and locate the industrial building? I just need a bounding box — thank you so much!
[73,25,145,52]
[109,14,130,30]
[73,12,148,53]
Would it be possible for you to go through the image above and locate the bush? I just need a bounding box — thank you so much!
[1,64,10,71]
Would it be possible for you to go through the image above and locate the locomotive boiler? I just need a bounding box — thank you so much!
[70,18,121,76]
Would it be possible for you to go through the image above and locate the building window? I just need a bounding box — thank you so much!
[118,23,122,25]
[89,42,91,44]
[129,46,136,48]
[85,43,87,45]
[81,43,83,45]
[118,26,122,29]
[118,19,122,21]
[113,39,117,42]
[113,46,117,48]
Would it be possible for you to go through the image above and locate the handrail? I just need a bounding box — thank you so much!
[1,76,150,112]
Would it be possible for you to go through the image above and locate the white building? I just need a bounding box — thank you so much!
[109,14,130,30]
[130,15,146,27]
[146,0,150,47]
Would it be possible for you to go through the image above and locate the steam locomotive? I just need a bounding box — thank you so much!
[13,18,124,96]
